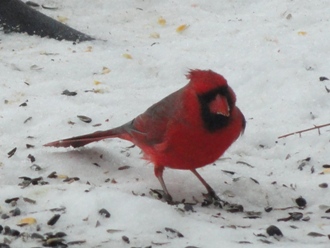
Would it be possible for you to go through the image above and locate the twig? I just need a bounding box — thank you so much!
[278,123,330,139]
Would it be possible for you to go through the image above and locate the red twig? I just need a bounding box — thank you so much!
[278,123,330,139]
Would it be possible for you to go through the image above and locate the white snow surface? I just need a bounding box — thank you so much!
[1,0,330,247]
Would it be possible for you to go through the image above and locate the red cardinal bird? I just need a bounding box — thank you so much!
[45,69,245,203]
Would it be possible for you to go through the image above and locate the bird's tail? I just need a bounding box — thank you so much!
[44,122,133,148]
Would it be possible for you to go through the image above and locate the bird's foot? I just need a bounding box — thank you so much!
[201,191,244,212]
[201,191,227,208]
[149,189,179,205]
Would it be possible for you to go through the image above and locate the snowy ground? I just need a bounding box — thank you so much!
[1,0,330,247]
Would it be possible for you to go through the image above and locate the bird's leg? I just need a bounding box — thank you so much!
[190,169,227,207]
[154,166,173,204]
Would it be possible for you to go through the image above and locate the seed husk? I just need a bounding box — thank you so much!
[319,183,328,188]
[99,208,111,218]
[295,196,307,207]
[266,225,283,237]
[165,227,184,238]
[7,147,17,158]
[47,214,61,226]
[62,90,77,96]
[26,1,39,7]
[308,232,325,237]
[77,115,92,123]
[122,235,130,244]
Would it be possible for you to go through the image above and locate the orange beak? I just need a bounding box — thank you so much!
[209,94,230,116]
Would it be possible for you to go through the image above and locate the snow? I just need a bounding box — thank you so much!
[1,0,330,247]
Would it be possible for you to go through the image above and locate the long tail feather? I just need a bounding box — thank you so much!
[44,123,133,148]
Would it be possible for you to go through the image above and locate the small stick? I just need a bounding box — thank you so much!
[278,123,330,139]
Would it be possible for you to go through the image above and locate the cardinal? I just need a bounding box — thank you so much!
[45,69,246,204]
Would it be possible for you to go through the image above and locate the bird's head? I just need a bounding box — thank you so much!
[187,69,237,132]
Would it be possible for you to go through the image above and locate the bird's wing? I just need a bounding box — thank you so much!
[130,89,183,147]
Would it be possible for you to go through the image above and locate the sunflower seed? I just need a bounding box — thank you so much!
[47,214,61,226]
[99,208,111,218]
[77,115,92,123]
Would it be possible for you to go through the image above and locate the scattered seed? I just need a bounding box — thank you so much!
[221,170,235,175]
[47,214,61,226]
[289,212,303,221]
[31,177,43,185]
[319,183,328,188]
[30,164,42,171]
[41,4,59,10]
[266,225,283,237]
[26,144,35,148]
[63,177,80,183]
[5,197,19,204]
[10,207,21,216]
[122,235,130,244]
[23,197,36,204]
[7,147,17,158]
[67,240,86,245]
[10,229,20,236]
[250,177,259,184]
[302,216,310,221]
[62,89,77,96]
[265,206,273,212]
[277,216,292,222]
[165,227,184,238]
[17,217,37,226]
[77,115,92,123]
[295,196,307,207]
[26,1,40,7]
[23,116,32,124]
[50,207,66,212]
[320,76,329,81]
[286,13,292,20]
[54,232,67,238]
[3,226,11,235]
[30,65,43,71]
[308,232,325,237]
[31,233,44,240]
[118,165,130,170]
[95,220,101,227]
[27,154,36,163]
[1,214,9,220]
[183,203,195,212]
[176,24,189,33]
[236,161,254,168]
[224,203,244,213]
[48,171,58,178]
[244,211,262,219]
[99,208,111,218]
[19,101,28,107]
[152,242,169,246]
[107,229,123,233]
[44,237,66,247]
